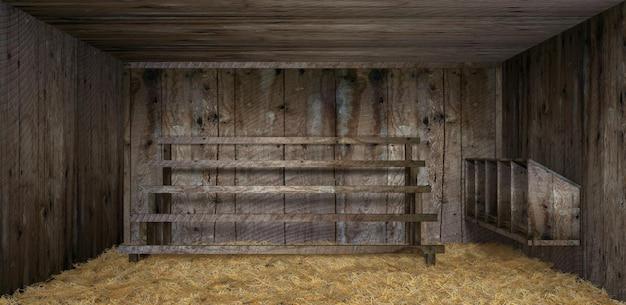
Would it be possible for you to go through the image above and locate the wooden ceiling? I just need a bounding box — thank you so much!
[6,0,622,64]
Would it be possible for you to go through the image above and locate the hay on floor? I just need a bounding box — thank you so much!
[0,243,622,305]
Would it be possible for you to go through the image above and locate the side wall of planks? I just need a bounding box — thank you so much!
[501,3,626,300]
[127,68,499,246]
[0,2,124,295]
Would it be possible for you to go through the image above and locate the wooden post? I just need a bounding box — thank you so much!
[423,249,436,266]
[405,144,419,245]
[128,254,140,263]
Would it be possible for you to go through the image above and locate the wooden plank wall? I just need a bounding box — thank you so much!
[128,67,499,246]
[501,3,626,300]
[0,2,124,295]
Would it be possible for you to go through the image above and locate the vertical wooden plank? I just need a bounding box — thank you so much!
[511,162,528,236]
[129,68,162,245]
[163,69,218,244]
[62,27,77,270]
[461,67,497,241]
[387,68,417,244]
[215,69,236,243]
[441,69,463,242]
[461,68,497,159]
[497,161,512,230]
[40,23,66,276]
[18,9,39,285]
[464,160,476,220]
[335,69,388,244]
[235,69,285,243]
[284,69,336,243]
[416,68,444,245]
[75,42,86,259]
[474,161,486,220]
[122,69,132,245]
[587,5,625,297]
[495,66,504,159]
[485,160,498,224]
[0,1,15,293]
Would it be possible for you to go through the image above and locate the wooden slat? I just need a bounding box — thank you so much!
[141,185,431,194]
[130,213,439,223]
[496,161,512,229]
[153,159,425,168]
[157,136,420,145]
[485,160,498,223]
[510,161,528,236]
[530,240,581,247]
[117,244,445,255]
[474,161,486,220]
[464,160,476,219]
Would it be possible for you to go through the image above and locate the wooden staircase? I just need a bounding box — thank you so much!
[465,159,580,246]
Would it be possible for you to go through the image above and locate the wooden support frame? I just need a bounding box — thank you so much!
[464,158,581,247]
[125,136,441,265]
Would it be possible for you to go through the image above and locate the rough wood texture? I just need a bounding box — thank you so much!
[162,69,218,244]
[502,3,626,299]
[5,0,622,63]
[284,69,336,243]
[158,136,420,145]
[153,160,425,168]
[128,68,499,247]
[466,159,580,245]
[0,2,123,296]
[335,69,389,244]
[141,185,431,194]
[461,68,498,242]
[130,213,438,223]
[235,69,285,243]
[118,244,445,255]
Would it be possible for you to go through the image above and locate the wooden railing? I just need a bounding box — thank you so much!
[120,136,444,264]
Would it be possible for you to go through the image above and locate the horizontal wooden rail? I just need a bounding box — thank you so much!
[118,244,445,255]
[157,136,420,145]
[140,185,431,194]
[130,213,438,223]
[152,160,426,168]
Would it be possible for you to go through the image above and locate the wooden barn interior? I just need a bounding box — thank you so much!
[0,0,625,304]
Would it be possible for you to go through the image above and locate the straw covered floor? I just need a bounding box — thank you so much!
[1,243,623,305]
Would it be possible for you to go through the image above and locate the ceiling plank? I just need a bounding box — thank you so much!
[4,0,622,63]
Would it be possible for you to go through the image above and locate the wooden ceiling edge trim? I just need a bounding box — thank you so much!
[124,61,500,69]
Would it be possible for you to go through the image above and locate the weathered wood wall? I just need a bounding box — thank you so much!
[127,68,499,246]
[0,2,124,295]
[501,3,626,300]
